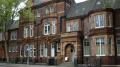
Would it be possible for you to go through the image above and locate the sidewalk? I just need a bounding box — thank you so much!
[0,63,68,67]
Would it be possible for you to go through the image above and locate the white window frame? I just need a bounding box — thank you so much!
[24,45,28,57]
[83,40,90,56]
[108,37,112,56]
[51,43,55,57]
[117,37,120,56]
[44,44,48,57]
[52,20,56,34]
[45,7,49,14]
[40,44,43,57]
[94,14,104,28]
[96,37,105,56]
[66,22,71,32]
[20,45,23,57]
[66,20,79,32]
[24,25,34,38]
[30,25,34,37]
[44,23,50,35]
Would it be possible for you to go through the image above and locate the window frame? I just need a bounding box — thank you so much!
[116,37,120,56]
[44,23,50,35]
[83,39,90,56]
[96,37,105,56]
[94,14,105,28]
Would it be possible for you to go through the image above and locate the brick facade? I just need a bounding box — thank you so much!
[0,0,120,65]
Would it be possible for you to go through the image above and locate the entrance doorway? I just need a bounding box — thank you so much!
[65,44,74,62]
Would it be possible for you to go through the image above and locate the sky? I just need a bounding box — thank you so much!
[75,0,87,3]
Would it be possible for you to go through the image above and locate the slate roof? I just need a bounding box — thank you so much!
[66,0,120,18]
[9,21,19,30]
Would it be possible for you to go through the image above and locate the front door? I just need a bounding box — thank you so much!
[65,44,74,62]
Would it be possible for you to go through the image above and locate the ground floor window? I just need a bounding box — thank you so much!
[96,37,105,56]
[83,39,90,56]
[108,37,112,56]
[40,43,48,57]
[24,44,35,57]
[117,37,120,56]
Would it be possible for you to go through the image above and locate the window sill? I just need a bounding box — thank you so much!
[84,55,90,56]
[96,55,106,56]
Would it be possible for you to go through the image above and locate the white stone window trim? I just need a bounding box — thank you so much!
[94,14,105,28]
[44,23,50,35]
[83,39,91,56]
[117,37,120,56]
[96,37,106,56]
[52,20,56,34]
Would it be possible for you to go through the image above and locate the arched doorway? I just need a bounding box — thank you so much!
[65,44,75,62]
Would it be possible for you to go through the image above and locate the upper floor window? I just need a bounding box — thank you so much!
[11,31,17,40]
[44,19,57,35]
[52,20,56,34]
[66,20,79,32]
[24,25,33,38]
[44,23,50,35]
[45,6,55,14]
[45,7,49,14]
[94,14,104,28]
[96,37,105,56]
[108,13,112,27]
[35,9,40,18]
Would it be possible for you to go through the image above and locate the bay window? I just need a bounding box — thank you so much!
[108,37,112,56]
[117,37,120,56]
[94,14,104,28]
[96,37,105,56]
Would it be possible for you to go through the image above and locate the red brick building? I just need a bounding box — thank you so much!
[0,0,120,65]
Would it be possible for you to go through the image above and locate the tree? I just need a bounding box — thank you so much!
[20,0,34,23]
[19,0,34,64]
[0,0,34,63]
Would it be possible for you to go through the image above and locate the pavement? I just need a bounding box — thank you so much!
[0,62,75,67]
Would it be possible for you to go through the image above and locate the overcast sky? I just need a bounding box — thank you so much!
[75,0,87,3]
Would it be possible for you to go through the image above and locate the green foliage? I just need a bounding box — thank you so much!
[20,0,34,22]
[0,0,20,32]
